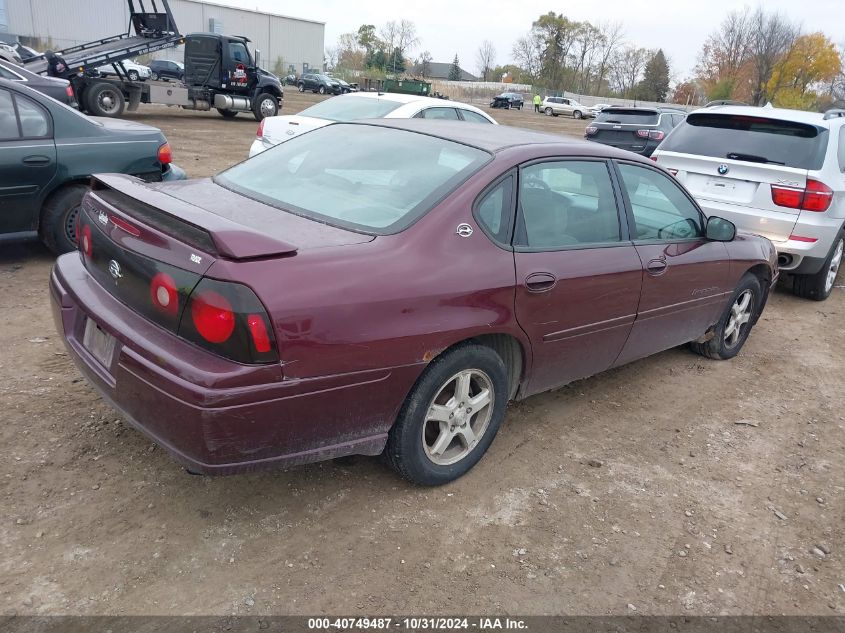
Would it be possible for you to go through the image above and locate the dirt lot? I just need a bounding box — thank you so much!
[1,91,843,617]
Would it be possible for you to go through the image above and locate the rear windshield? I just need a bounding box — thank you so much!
[298,96,404,122]
[215,124,491,234]
[660,112,828,169]
[595,109,659,125]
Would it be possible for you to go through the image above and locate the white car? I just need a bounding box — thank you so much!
[250,92,498,157]
[96,60,151,82]
[541,96,588,119]
[0,43,22,65]
[653,105,845,300]
[588,103,611,117]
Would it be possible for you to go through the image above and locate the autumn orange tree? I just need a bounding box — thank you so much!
[766,33,842,109]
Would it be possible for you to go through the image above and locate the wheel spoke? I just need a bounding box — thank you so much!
[736,291,751,313]
[468,388,491,412]
[429,426,454,457]
[454,371,472,403]
[426,404,453,423]
[456,423,477,449]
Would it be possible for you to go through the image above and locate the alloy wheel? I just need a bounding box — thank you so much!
[825,238,843,294]
[421,369,494,466]
[724,289,754,348]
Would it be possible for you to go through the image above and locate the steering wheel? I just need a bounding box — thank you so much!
[523,175,550,191]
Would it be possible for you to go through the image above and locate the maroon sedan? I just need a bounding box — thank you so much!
[50,120,777,485]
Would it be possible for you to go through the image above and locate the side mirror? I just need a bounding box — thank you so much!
[705,216,736,242]
[253,49,261,67]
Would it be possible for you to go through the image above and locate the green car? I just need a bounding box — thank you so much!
[0,78,185,253]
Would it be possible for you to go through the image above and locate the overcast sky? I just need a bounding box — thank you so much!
[225,0,844,81]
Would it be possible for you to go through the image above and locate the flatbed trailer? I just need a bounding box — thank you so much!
[23,0,283,121]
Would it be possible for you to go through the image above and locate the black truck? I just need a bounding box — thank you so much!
[23,0,283,121]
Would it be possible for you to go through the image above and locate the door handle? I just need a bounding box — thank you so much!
[646,258,668,276]
[22,155,51,166]
[525,272,557,293]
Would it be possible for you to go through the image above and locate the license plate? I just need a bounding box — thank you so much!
[705,177,737,192]
[83,318,116,368]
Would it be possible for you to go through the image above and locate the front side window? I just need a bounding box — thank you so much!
[517,160,622,249]
[228,42,249,64]
[216,124,491,233]
[618,163,704,241]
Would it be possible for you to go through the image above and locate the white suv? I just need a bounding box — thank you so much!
[653,105,845,300]
[542,96,588,119]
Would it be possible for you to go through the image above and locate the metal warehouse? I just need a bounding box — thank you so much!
[1,0,325,74]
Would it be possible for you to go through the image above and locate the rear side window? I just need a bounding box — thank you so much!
[16,95,49,138]
[0,89,18,139]
[660,113,828,170]
[0,65,22,80]
[460,110,492,124]
[475,175,514,243]
[420,108,459,120]
[596,109,659,125]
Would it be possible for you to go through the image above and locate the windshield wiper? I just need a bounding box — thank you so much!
[726,152,785,165]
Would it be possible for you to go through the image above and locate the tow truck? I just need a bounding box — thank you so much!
[23,0,283,120]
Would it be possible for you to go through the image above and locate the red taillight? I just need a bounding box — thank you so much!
[667,168,678,176]
[256,119,265,138]
[157,142,172,165]
[247,314,272,353]
[80,224,93,257]
[65,85,74,99]
[771,179,833,212]
[585,125,597,136]
[636,129,650,138]
[789,234,818,243]
[150,272,179,317]
[191,290,236,343]
[649,156,658,162]
[648,130,664,141]
[802,179,833,212]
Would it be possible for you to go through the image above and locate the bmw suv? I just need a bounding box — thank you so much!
[652,106,845,300]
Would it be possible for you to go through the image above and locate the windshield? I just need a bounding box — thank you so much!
[596,109,659,125]
[660,112,827,169]
[215,124,491,233]
[298,96,405,122]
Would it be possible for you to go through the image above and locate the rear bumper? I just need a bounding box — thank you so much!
[50,253,418,475]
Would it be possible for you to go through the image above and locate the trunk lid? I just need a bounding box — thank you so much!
[260,115,330,145]
[589,109,661,153]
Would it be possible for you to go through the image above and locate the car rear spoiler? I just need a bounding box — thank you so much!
[91,174,299,260]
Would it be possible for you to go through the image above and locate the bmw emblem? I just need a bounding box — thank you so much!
[108,259,123,280]
[717,164,729,175]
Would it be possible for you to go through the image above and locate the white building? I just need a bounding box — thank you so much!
[1,0,324,74]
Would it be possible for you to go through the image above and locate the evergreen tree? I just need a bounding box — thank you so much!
[448,54,462,81]
[638,49,670,102]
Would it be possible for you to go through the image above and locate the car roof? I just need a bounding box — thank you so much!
[348,118,651,159]
[691,104,837,126]
[337,91,480,109]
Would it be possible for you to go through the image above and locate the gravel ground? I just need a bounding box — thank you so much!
[1,90,843,616]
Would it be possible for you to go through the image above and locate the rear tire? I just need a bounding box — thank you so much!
[690,273,762,360]
[792,233,844,301]
[86,82,125,117]
[384,344,508,486]
[40,184,88,254]
[127,70,139,81]
[297,83,305,92]
[544,107,553,116]
[217,108,238,119]
[573,110,583,119]
[151,71,159,81]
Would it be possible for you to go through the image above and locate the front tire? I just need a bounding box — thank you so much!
[151,71,159,81]
[384,344,508,486]
[40,184,88,254]
[252,92,278,121]
[318,85,326,94]
[793,233,844,301]
[690,273,762,360]
[573,110,583,119]
[127,70,139,81]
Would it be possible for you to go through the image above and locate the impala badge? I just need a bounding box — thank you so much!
[108,260,122,280]
[717,164,729,175]
[456,223,473,238]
